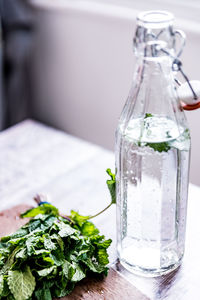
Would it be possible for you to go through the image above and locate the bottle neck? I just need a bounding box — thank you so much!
[130,50,177,120]
[119,11,188,135]
[134,53,173,89]
[134,11,176,60]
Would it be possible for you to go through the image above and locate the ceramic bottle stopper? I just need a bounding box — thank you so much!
[177,80,200,110]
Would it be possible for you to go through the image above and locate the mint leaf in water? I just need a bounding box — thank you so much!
[144,113,153,118]
[143,113,171,152]
[146,142,171,153]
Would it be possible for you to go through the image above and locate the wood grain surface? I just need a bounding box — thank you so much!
[0,204,148,300]
[0,204,31,237]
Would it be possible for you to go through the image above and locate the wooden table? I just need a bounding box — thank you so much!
[0,119,199,300]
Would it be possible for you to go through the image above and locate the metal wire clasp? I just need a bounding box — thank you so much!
[157,30,200,109]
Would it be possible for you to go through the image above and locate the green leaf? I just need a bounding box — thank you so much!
[146,142,171,153]
[51,234,64,251]
[70,211,89,227]
[44,236,56,251]
[1,279,10,297]
[62,260,75,280]
[25,236,37,256]
[106,169,116,204]
[50,250,65,266]
[144,113,153,118]
[21,204,59,218]
[27,219,43,232]
[1,228,28,243]
[8,266,36,300]
[71,263,86,282]
[0,247,21,276]
[81,221,99,236]
[82,258,105,273]
[8,294,16,300]
[0,274,4,296]
[97,248,109,265]
[15,248,27,260]
[43,215,57,229]
[34,249,50,256]
[35,287,52,300]
[38,256,55,267]
[94,238,112,249]
[37,266,56,277]
[53,282,75,298]
[57,223,77,238]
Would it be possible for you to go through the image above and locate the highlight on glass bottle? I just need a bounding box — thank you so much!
[115,11,191,277]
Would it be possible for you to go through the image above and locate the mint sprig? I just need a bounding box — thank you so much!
[86,169,116,220]
[0,169,116,299]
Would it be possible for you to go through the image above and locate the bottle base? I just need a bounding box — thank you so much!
[120,258,181,277]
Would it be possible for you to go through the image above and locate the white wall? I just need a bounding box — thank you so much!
[30,0,200,185]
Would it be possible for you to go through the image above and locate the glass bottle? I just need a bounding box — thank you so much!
[115,11,191,277]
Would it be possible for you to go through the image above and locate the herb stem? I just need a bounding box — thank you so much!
[60,214,73,223]
[88,202,113,220]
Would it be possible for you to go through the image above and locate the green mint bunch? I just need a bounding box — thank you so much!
[0,170,116,300]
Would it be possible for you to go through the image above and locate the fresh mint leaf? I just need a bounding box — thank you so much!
[15,248,27,260]
[70,210,90,227]
[62,260,75,280]
[82,257,106,274]
[0,247,21,276]
[21,204,59,218]
[106,168,116,204]
[8,266,36,300]
[95,238,112,249]
[34,249,50,256]
[37,266,56,277]
[1,278,10,297]
[0,274,4,295]
[25,236,37,256]
[50,234,64,251]
[81,221,99,236]
[144,113,153,118]
[38,256,55,267]
[53,281,75,298]
[97,248,109,265]
[57,222,77,238]
[71,263,85,282]
[146,142,171,152]
[1,228,28,243]
[34,287,52,300]
[50,250,65,267]
[44,236,56,251]
[8,294,16,300]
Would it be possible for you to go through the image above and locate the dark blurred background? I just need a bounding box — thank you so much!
[0,0,34,129]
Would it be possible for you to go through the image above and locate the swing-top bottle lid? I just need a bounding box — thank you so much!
[137,11,174,28]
